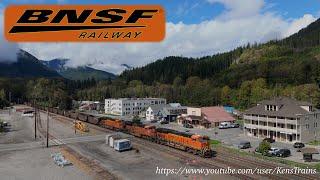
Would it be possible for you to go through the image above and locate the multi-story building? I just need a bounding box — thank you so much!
[243,97,320,143]
[105,98,166,116]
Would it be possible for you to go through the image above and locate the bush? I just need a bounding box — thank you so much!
[210,140,221,145]
[132,115,141,125]
[257,141,271,155]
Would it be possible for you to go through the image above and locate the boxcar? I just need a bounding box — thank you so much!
[64,111,71,118]
[70,112,78,119]
[78,113,88,122]
[57,109,64,116]
[88,115,101,125]
[52,108,58,114]
[101,119,125,131]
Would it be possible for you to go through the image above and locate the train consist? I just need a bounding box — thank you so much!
[42,107,213,158]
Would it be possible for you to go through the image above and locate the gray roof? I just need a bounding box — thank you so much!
[258,97,312,106]
[149,104,169,114]
[301,148,319,154]
[245,97,313,118]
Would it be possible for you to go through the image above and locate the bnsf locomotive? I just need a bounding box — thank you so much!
[44,107,213,158]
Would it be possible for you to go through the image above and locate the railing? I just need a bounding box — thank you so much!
[244,124,298,134]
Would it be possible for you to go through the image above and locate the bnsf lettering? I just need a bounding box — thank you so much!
[17,9,158,24]
[5,5,165,42]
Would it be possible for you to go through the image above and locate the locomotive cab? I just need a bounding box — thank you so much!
[191,135,212,158]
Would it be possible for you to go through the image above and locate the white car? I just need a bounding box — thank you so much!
[22,110,34,117]
[218,122,232,129]
[268,148,279,155]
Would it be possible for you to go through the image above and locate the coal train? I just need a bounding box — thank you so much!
[40,106,213,158]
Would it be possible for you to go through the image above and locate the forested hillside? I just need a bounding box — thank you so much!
[1,19,320,110]
[120,48,243,84]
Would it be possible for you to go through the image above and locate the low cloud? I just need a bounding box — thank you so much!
[0,13,19,63]
[283,14,317,37]
[18,0,318,74]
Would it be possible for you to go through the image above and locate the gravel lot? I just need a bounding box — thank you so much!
[0,108,35,144]
[0,107,96,180]
[0,147,94,180]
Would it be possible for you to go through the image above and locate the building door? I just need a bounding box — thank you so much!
[270,131,274,139]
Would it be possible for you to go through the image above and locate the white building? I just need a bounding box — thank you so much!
[145,103,187,121]
[105,98,166,116]
[146,104,167,121]
[244,97,320,143]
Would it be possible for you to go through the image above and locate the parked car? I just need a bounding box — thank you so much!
[160,120,169,124]
[183,123,194,128]
[150,120,158,123]
[268,147,280,156]
[219,122,232,129]
[293,142,305,148]
[238,141,251,149]
[0,121,8,128]
[263,138,275,143]
[275,149,291,157]
[230,123,240,128]
[22,110,34,117]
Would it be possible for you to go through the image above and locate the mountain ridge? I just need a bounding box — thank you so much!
[0,49,62,78]
[40,58,117,81]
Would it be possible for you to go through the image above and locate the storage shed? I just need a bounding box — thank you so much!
[301,148,319,162]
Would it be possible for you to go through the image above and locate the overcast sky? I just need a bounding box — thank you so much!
[0,0,319,74]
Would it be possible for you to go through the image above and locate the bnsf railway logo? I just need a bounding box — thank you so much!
[4,5,165,42]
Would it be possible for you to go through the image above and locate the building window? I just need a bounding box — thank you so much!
[306,124,309,129]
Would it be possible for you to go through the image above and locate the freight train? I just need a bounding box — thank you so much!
[39,106,213,158]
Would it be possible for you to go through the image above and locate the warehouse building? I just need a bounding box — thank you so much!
[105,98,166,116]
[243,97,320,143]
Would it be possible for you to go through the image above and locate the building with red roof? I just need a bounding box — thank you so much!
[177,106,236,128]
[201,107,236,127]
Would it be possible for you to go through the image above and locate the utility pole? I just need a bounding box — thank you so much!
[46,107,49,148]
[74,119,77,134]
[8,92,11,115]
[34,101,37,140]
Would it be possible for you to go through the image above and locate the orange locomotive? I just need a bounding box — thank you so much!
[124,122,157,140]
[156,128,212,157]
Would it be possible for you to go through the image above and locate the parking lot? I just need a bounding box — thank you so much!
[151,122,320,164]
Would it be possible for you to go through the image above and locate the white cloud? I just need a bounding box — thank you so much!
[284,14,317,37]
[207,0,265,19]
[0,12,19,63]
[15,0,318,74]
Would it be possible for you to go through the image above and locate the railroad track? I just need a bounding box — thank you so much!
[215,148,319,180]
[45,111,319,180]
